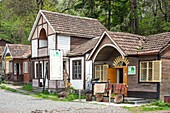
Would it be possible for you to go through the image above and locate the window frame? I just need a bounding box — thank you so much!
[139,60,161,82]
[72,60,82,80]
[23,62,28,73]
[95,64,108,82]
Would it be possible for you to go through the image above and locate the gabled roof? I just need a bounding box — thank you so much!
[140,32,170,54]
[107,31,145,55]
[28,10,106,40]
[68,38,99,56]
[5,44,31,59]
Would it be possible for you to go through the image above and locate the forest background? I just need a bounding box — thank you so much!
[0,0,169,44]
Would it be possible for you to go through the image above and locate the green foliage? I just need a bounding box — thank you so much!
[124,100,170,113]
[0,0,170,45]
[34,91,59,101]
[21,84,33,91]
[0,85,17,92]
[62,94,79,101]
[150,100,170,108]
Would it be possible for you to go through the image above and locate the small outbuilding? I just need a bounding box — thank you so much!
[2,44,31,83]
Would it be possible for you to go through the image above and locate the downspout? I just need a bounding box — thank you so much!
[157,54,161,99]
[92,62,94,96]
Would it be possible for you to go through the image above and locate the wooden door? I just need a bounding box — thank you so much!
[123,67,128,96]
[107,68,117,84]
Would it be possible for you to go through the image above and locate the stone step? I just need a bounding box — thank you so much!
[124,97,155,104]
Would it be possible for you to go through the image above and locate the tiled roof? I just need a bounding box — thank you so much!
[7,44,31,58]
[108,31,145,55]
[42,10,106,38]
[68,38,99,56]
[140,32,170,54]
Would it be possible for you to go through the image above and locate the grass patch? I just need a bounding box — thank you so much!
[62,94,79,101]
[0,85,18,92]
[124,100,170,113]
[33,91,58,101]
[21,84,33,91]
[1,84,86,102]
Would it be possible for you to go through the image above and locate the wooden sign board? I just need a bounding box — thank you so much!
[94,83,106,95]
[32,79,39,87]
[49,80,57,89]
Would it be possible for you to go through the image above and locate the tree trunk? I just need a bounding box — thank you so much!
[130,0,138,34]
[108,0,111,30]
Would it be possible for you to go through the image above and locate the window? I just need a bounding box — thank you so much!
[73,60,81,79]
[23,62,28,73]
[95,64,108,82]
[140,60,161,82]
[9,62,13,73]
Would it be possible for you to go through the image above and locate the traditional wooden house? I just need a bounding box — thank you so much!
[28,10,106,89]
[2,44,31,83]
[0,38,11,75]
[87,31,170,100]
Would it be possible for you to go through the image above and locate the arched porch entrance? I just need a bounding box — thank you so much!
[93,45,129,96]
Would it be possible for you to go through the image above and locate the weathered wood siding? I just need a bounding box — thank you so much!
[70,36,89,50]
[57,35,70,55]
[160,45,170,100]
[48,34,56,55]
[127,56,158,98]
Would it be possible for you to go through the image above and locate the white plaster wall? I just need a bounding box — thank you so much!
[48,34,56,55]
[85,54,93,90]
[32,39,38,58]
[70,57,84,90]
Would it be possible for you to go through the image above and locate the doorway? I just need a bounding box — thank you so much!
[117,68,123,83]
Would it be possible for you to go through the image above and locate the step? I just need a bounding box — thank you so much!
[124,97,155,105]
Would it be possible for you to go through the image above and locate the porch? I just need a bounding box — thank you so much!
[5,74,24,83]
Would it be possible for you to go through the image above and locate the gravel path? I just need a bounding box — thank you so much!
[0,89,131,113]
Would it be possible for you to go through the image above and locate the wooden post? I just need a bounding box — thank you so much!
[79,89,81,102]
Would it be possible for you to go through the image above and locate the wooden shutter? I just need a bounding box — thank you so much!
[123,67,128,96]
[108,68,117,84]
[152,60,161,82]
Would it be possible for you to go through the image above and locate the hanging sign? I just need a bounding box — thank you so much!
[128,66,136,75]
[50,50,63,80]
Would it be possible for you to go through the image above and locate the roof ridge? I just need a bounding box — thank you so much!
[40,10,99,21]
[147,32,170,37]
[108,31,145,38]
